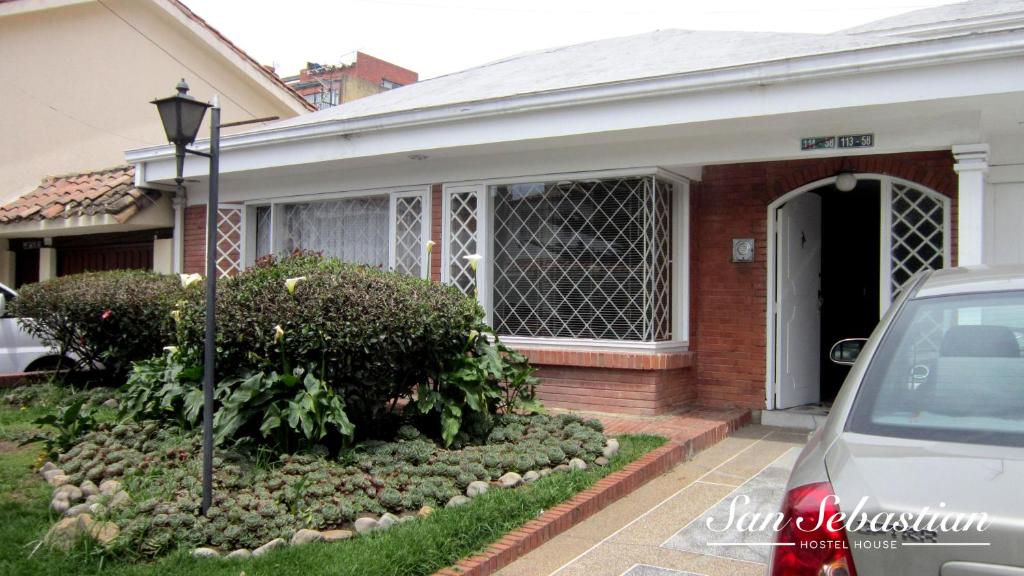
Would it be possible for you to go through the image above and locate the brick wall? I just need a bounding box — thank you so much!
[431,184,442,281]
[690,151,958,409]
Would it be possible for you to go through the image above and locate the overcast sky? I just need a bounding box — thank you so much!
[182,0,953,80]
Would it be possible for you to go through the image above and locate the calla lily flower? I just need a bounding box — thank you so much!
[163,345,178,354]
[170,310,181,323]
[426,240,436,255]
[274,324,285,343]
[463,254,483,272]
[285,276,307,295]
[179,273,202,288]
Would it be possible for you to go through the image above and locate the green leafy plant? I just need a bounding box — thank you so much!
[11,270,183,381]
[120,352,204,429]
[21,396,98,457]
[419,326,542,446]
[176,252,482,436]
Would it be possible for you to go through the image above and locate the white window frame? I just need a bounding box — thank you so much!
[388,188,431,279]
[240,185,431,274]
[443,167,690,352]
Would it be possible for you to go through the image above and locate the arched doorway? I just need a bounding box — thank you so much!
[765,174,951,410]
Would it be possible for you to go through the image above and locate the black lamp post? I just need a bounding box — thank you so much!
[152,79,218,514]
[152,80,278,515]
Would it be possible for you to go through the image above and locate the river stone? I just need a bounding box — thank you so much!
[417,505,434,518]
[102,398,119,409]
[539,468,553,477]
[89,521,119,546]
[377,513,399,530]
[466,480,489,497]
[498,472,522,488]
[98,479,121,496]
[51,495,70,514]
[569,458,587,471]
[55,484,83,502]
[47,473,70,487]
[446,495,470,508]
[595,457,610,467]
[522,470,540,483]
[39,461,57,475]
[290,528,324,545]
[191,547,220,558]
[603,439,619,459]
[252,538,285,557]
[46,514,94,551]
[226,549,252,559]
[42,468,65,483]
[88,503,106,516]
[322,530,353,542]
[553,464,570,473]
[85,494,101,505]
[354,517,378,534]
[108,490,132,509]
[65,503,92,517]
[79,480,99,497]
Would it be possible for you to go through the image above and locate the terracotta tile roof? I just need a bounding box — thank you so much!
[0,166,161,225]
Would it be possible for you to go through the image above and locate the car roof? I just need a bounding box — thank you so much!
[914,264,1024,298]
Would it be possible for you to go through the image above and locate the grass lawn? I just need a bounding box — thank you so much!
[0,395,665,576]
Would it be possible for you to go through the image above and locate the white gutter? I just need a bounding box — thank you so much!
[125,29,1024,165]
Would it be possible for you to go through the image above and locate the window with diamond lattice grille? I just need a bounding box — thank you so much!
[447,191,478,295]
[215,206,242,278]
[282,196,389,267]
[393,195,423,277]
[891,182,946,296]
[491,176,673,342]
[255,206,272,259]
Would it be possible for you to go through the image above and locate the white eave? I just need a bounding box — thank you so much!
[125,28,1024,169]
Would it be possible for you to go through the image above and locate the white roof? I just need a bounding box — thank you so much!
[842,0,1024,35]
[263,29,914,130]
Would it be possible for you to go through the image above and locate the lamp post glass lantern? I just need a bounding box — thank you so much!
[152,79,218,515]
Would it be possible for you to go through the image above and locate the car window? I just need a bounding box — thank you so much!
[848,290,1024,446]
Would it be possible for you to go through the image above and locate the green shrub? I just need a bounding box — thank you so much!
[176,252,482,436]
[11,270,182,379]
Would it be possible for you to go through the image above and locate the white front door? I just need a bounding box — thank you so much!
[775,193,822,409]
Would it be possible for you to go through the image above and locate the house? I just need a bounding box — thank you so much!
[282,53,419,110]
[127,0,1024,415]
[0,0,312,287]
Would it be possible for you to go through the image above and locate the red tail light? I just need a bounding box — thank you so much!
[770,481,858,576]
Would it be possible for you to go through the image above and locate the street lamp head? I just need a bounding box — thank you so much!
[151,79,212,148]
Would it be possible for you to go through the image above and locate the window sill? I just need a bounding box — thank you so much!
[508,343,695,371]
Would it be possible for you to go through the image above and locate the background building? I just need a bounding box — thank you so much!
[282,52,418,110]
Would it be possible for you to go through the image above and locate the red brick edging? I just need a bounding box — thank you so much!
[433,409,751,576]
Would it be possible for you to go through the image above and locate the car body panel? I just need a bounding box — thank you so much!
[0,282,63,373]
[775,265,1024,574]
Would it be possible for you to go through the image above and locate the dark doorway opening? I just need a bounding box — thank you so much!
[818,180,881,402]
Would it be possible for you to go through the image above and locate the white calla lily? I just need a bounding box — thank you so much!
[274,324,285,343]
[426,240,436,254]
[463,253,483,272]
[285,276,307,295]
[179,273,202,288]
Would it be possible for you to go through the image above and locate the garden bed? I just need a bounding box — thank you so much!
[0,385,665,575]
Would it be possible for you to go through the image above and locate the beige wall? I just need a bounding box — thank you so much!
[0,0,305,205]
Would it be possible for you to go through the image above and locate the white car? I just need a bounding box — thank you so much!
[0,282,68,373]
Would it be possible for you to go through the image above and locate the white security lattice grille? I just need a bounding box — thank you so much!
[447,191,478,295]
[283,196,389,267]
[255,206,272,259]
[394,195,423,276]
[891,182,945,295]
[216,206,243,278]
[491,176,672,341]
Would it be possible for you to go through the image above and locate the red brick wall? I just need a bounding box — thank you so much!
[690,151,958,409]
[352,52,418,86]
[431,184,442,282]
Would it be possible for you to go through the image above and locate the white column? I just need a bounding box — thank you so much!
[0,239,14,287]
[953,143,990,267]
[153,238,174,274]
[39,246,57,281]
[172,190,186,274]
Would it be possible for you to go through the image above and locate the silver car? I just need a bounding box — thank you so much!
[770,265,1024,576]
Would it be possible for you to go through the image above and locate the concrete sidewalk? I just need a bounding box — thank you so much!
[495,425,808,576]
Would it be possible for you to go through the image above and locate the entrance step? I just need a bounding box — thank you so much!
[761,403,830,430]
